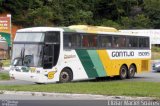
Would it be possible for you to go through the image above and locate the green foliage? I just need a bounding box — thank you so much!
[1,59,10,67]
[27,6,53,26]
[152,46,160,52]
[120,14,151,29]
[131,14,151,28]
[0,73,10,80]
[144,0,160,28]
[151,46,160,60]
[0,0,159,28]
[98,19,122,29]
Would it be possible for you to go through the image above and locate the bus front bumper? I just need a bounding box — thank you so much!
[9,71,49,83]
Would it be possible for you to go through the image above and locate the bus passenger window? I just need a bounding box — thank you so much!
[126,37,138,48]
[99,35,112,48]
[64,33,81,48]
[82,35,97,48]
[82,36,89,47]
[88,36,97,47]
[139,37,149,48]
[113,36,126,48]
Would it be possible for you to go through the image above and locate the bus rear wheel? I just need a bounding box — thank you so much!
[127,65,136,79]
[119,65,127,79]
[59,68,73,83]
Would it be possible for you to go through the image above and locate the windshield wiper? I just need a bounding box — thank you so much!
[18,47,25,66]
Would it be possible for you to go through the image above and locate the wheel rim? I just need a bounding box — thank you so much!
[60,71,69,82]
[121,68,127,78]
[129,67,135,77]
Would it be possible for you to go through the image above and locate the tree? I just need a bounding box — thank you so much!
[144,0,160,28]
[131,14,151,29]
[26,6,53,26]
[120,14,151,29]
[0,0,158,28]
[120,17,132,28]
[97,19,121,29]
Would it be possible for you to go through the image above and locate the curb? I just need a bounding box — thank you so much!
[0,90,157,100]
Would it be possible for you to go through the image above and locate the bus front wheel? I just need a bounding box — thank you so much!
[127,65,136,79]
[119,65,127,80]
[59,68,73,83]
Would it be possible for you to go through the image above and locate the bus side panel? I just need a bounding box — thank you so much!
[97,50,115,76]
[87,50,107,77]
[140,59,151,72]
[97,50,151,77]
[76,49,99,78]
[63,50,89,80]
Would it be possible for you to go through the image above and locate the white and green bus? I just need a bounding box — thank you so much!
[9,25,151,83]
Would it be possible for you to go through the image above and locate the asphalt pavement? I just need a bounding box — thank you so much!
[127,71,160,82]
[0,92,156,106]
[0,100,116,106]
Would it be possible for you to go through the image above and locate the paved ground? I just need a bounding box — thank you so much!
[0,91,153,100]
[0,100,139,106]
[0,100,110,106]
[0,80,35,85]
[0,91,156,106]
[0,91,157,106]
[1,99,159,106]
[129,71,160,82]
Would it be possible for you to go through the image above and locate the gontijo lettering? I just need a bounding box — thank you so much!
[112,51,134,57]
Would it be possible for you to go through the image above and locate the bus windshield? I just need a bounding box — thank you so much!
[12,44,43,67]
[15,32,44,42]
[12,32,44,67]
[12,31,60,68]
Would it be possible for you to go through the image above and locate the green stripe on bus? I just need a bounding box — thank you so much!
[76,49,99,78]
[87,50,107,77]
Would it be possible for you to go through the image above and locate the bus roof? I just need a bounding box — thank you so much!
[17,25,118,33]
[17,26,149,37]
[17,27,63,32]
[66,25,118,32]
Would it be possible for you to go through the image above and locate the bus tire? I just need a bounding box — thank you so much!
[59,68,73,83]
[119,65,127,80]
[127,65,136,79]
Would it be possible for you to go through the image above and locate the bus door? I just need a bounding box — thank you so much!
[43,44,54,69]
[43,31,60,69]
[43,44,60,69]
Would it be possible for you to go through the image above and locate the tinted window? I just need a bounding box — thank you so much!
[45,32,60,43]
[99,35,112,48]
[126,37,138,47]
[112,36,126,48]
[82,35,97,48]
[139,37,149,48]
[64,33,81,48]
